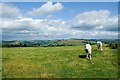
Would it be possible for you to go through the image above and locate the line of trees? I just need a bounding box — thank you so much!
[2,43,28,47]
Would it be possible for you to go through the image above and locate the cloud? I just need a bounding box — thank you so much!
[2,16,118,40]
[28,1,63,16]
[2,17,71,40]
[71,10,118,31]
[0,3,21,19]
[1,2,118,40]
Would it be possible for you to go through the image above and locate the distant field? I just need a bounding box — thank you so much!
[2,44,118,78]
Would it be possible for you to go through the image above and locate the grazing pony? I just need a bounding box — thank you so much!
[97,41,103,51]
[84,43,92,60]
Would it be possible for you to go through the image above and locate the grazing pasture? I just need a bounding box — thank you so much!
[2,44,118,78]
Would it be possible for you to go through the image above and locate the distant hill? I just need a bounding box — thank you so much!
[1,39,119,48]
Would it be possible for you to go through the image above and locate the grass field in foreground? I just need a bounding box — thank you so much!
[2,45,118,78]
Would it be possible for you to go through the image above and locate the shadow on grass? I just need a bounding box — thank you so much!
[78,55,86,59]
[93,49,97,51]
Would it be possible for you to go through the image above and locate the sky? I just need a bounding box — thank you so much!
[0,0,119,2]
[1,2,118,40]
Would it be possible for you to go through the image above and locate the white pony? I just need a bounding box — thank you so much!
[84,43,92,60]
[97,41,103,51]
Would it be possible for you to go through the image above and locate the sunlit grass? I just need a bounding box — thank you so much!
[2,45,118,78]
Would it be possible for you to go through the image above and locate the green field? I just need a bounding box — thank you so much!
[2,44,118,78]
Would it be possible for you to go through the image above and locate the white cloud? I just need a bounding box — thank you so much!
[71,10,118,31]
[1,6,118,40]
[2,17,69,38]
[0,3,21,19]
[28,1,63,16]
